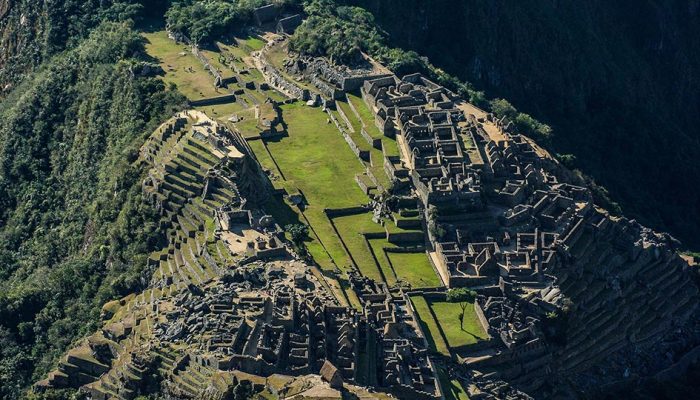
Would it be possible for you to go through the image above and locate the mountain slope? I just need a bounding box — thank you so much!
[0,21,185,398]
[350,0,700,248]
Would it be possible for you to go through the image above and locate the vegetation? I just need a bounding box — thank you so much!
[0,21,185,398]
[386,251,441,288]
[290,0,487,105]
[285,223,309,245]
[436,367,470,400]
[489,98,552,144]
[409,296,450,356]
[430,299,487,349]
[262,102,367,271]
[446,288,477,329]
[142,30,222,100]
[165,0,301,45]
[411,295,486,353]
[0,0,171,92]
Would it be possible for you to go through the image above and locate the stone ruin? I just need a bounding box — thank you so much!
[360,72,700,397]
[33,48,700,400]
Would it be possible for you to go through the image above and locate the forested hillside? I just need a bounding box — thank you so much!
[347,0,700,249]
[0,13,185,400]
[0,0,171,93]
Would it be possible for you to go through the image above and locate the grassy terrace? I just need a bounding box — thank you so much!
[431,300,488,348]
[332,213,385,282]
[437,367,470,400]
[195,102,247,119]
[240,36,265,52]
[347,93,382,138]
[386,251,442,288]
[410,296,450,356]
[252,102,368,273]
[143,31,221,100]
[199,49,235,80]
[265,42,317,93]
[410,295,487,353]
[334,100,392,189]
[331,212,441,288]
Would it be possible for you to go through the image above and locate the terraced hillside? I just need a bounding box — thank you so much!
[23,5,700,400]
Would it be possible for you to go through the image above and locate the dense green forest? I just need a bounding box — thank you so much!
[0,8,185,399]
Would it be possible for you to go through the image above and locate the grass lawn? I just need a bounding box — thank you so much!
[382,137,402,158]
[368,239,398,286]
[194,101,247,121]
[387,251,442,288]
[334,102,391,190]
[142,31,221,100]
[199,49,235,79]
[247,139,279,176]
[265,102,367,208]
[347,93,383,139]
[265,42,317,93]
[261,102,368,272]
[216,42,250,70]
[429,300,488,348]
[239,36,265,51]
[410,296,450,356]
[332,213,386,282]
[231,108,260,137]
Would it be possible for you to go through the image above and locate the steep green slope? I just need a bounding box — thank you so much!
[0,0,171,94]
[0,21,185,398]
[348,0,700,248]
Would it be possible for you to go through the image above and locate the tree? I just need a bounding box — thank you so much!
[446,288,476,329]
[284,223,309,245]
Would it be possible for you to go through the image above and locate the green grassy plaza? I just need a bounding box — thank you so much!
[410,295,488,353]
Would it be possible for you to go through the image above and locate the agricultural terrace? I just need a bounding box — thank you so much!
[142,31,222,100]
[330,211,441,288]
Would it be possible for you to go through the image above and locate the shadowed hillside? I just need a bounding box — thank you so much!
[350,0,700,248]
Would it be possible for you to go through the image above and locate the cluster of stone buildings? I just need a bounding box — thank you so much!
[358,72,700,397]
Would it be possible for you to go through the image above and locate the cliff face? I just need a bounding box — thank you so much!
[351,0,700,248]
[0,0,47,92]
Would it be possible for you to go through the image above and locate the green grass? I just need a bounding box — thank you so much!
[241,36,265,51]
[261,88,287,102]
[347,93,383,139]
[429,300,488,348]
[334,101,391,190]
[382,137,401,158]
[260,102,369,271]
[265,102,367,208]
[410,296,450,356]
[332,213,385,282]
[194,101,247,121]
[437,367,470,400]
[231,108,260,137]
[368,239,398,286]
[142,31,221,100]
[386,251,441,288]
[411,296,486,355]
[247,139,278,175]
[199,49,235,79]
